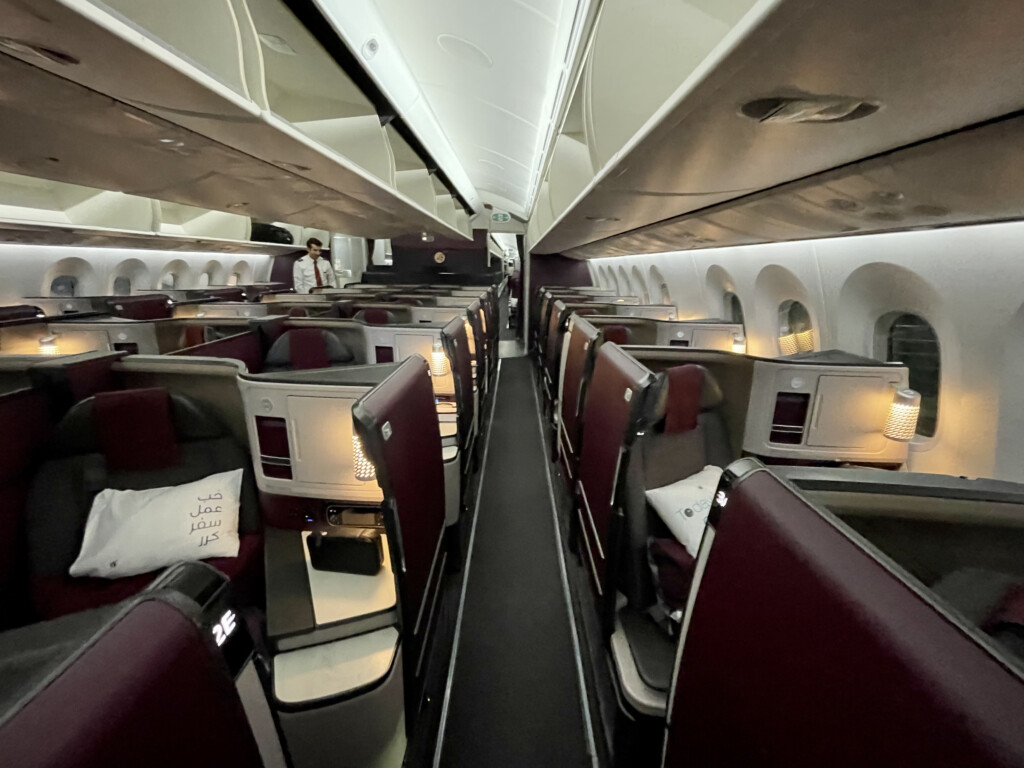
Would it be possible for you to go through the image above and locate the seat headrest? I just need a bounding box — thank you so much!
[602,324,632,346]
[287,307,309,318]
[92,388,179,471]
[264,329,354,370]
[655,365,725,434]
[355,309,396,325]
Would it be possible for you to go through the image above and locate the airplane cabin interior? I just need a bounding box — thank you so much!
[1,1,1024,767]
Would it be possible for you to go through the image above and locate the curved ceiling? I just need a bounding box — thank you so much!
[366,0,585,218]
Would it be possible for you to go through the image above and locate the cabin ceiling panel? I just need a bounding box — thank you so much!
[536,0,1024,254]
[368,0,577,216]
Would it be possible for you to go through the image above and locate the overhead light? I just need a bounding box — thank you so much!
[227,202,249,209]
[258,33,296,55]
[352,433,377,482]
[883,389,921,442]
[430,340,449,377]
[421,232,435,243]
[159,138,177,144]
[732,334,747,354]
[38,334,59,355]
[585,216,620,223]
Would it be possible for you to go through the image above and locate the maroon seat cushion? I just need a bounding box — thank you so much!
[31,533,262,621]
[361,308,391,325]
[287,328,331,370]
[648,537,696,613]
[602,324,632,346]
[664,364,703,433]
[287,307,309,318]
[93,388,179,471]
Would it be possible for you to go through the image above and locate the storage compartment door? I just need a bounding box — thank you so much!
[806,375,888,451]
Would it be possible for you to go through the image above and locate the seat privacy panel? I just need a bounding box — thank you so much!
[577,345,649,592]
[665,468,1024,768]
[354,359,445,647]
[442,317,475,444]
[561,321,598,460]
[0,597,264,768]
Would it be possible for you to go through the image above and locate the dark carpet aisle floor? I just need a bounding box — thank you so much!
[437,356,592,768]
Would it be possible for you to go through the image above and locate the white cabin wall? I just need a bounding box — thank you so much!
[0,244,275,301]
[589,220,1024,482]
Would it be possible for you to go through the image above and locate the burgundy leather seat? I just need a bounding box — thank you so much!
[612,365,731,694]
[263,328,354,372]
[23,388,262,620]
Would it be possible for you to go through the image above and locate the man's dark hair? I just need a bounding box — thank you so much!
[306,237,323,249]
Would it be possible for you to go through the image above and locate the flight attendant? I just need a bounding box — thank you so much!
[292,237,337,294]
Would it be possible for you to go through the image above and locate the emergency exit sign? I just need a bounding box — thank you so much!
[491,211,511,223]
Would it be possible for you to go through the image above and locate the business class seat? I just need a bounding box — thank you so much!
[23,388,262,621]
[611,365,731,701]
[263,328,355,372]
[0,591,266,768]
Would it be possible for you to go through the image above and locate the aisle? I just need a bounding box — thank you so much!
[435,356,594,768]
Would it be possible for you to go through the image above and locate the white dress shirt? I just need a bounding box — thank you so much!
[293,255,337,294]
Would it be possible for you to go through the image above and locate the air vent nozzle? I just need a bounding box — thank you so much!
[741,96,879,124]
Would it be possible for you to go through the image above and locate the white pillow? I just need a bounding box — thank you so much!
[70,469,243,579]
[645,465,723,557]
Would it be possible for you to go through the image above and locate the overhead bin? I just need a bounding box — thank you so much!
[533,0,1024,255]
[0,171,291,253]
[0,0,472,241]
[567,112,1024,258]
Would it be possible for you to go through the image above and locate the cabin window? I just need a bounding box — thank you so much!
[197,273,210,288]
[160,272,176,289]
[112,276,132,296]
[725,291,745,326]
[881,313,940,438]
[227,273,240,286]
[778,300,814,355]
[617,267,632,295]
[50,276,78,297]
[631,266,649,303]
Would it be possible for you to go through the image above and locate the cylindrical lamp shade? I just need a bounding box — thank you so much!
[795,329,815,352]
[430,340,449,377]
[883,389,922,441]
[352,433,377,481]
[778,333,799,356]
